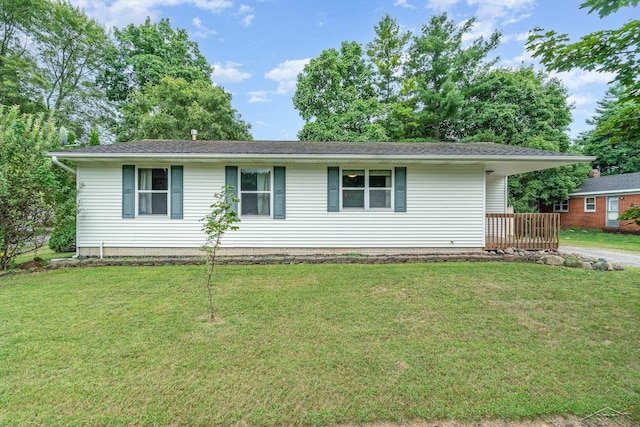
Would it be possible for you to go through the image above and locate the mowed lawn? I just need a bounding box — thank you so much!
[560,228,640,253]
[1,263,639,426]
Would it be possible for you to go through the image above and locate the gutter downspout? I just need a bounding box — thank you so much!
[51,155,76,175]
[51,155,80,258]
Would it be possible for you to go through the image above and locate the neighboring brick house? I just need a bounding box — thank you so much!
[541,171,640,232]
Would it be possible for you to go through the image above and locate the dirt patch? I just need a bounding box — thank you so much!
[347,414,636,427]
[18,258,46,272]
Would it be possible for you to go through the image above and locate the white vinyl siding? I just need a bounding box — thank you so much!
[485,175,507,213]
[77,163,485,250]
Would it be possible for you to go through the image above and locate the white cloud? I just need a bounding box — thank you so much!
[567,93,597,107]
[265,58,311,94]
[68,0,233,29]
[394,0,416,9]
[211,62,251,84]
[191,17,217,38]
[551,69,616,90]
[248,91,270,103]
[426,0,460,9]
[236,4,255,27]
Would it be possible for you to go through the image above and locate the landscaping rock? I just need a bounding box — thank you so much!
[605,261,614,271]
[541,254,566,266]
[581,262,593,270]
[593,259,608,271]
[564,257,583,268]
[504,247,515,255]
[613,265,624,271]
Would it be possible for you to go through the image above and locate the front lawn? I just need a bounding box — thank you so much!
[1,263,639,425]
[560,228,640,253]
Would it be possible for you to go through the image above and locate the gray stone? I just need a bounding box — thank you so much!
[593,260,608,271]
[581,262,593,270]
[496,249,505,255]
[564,257,583,268]
[605,261,614,271]
[541,255,566,266]
[613,265,624,271]
[505,247,515,255]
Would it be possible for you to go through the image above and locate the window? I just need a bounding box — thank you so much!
[342,169,392,209]
[585,196,596,212]
[553,200,569,212]
[240,168,271,216]
[138,168,168,215]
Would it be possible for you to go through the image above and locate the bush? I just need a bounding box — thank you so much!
[48,196,76,253]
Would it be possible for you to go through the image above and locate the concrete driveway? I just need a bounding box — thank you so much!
[559,245,640,268]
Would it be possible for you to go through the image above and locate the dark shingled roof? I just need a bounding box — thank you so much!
[51,139,580,158]
[573,172,640,194]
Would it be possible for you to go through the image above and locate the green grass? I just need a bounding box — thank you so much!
[13,247,74,266]
[1,263,639,425]
[560,228,640,253]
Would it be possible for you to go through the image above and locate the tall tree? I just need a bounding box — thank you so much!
[293,41,387,141]
[403,12,500,140]
[527,0,639,143]
[0,0,47,112]
[118,76,251,142]
[578,86,640,174]
[454,67,588,211]
[99,17,211,104]
[0,106,60,270]
[36,1,112,137]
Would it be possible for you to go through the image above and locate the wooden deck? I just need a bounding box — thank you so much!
[485,213,560,250]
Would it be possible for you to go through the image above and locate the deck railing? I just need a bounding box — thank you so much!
[485,213,560,250]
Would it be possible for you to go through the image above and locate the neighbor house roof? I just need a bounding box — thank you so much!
[49,139,594,177]
[570,172,640,196]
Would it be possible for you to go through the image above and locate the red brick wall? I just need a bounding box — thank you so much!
[541,194,640,231]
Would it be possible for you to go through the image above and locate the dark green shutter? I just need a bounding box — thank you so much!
[170,166,183,219]
[122,165,135,218]
[273,166,286,219]
[394,167,406,212]
[225,166,238,213]
[327,167,339,212]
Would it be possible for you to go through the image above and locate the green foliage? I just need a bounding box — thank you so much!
[99,17,211,104]
[48,208,75,253]
[294,41,386,141]
[118,76,251,142]
[88,126,100,146]
[200,186,240,321]
[527,0,639,144]
[293,13,500,142]
[619,204,640,226]
[0,106,60,270]
[404,12,500,140]
[578,86,640,174]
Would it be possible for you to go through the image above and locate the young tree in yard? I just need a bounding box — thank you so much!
[0,106,59,270]
[117,76,251,142]
[200,186,240,322]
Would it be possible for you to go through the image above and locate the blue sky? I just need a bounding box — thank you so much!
[72,0,637,141]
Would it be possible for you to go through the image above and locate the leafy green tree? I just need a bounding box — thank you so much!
[200,186,240,322]
[99,17,211,104]
[403,12,500,140]
[0,0,47,113]
[0,106,60,270]
[454,67,588,211]
[578,86,640,174]
[118,76,251,142]
[527,0,639,143]
[294,41,387,141]
[88,126,100,146]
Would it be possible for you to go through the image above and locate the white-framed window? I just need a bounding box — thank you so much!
[240,168,271,216]
[584,196,596,212]
[553,200,569,212]
[342,169,392,210]
[138,168,169,215]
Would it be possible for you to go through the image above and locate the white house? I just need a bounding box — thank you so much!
[49,140,593,257]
